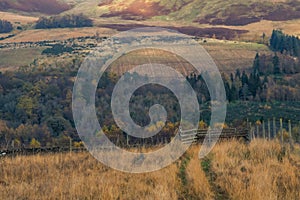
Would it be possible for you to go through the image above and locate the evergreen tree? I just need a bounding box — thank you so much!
[235,69,241,79]
[270,29,300,57]
[241,71,248,86]
[253,53,260,74]
[273,53,281,74]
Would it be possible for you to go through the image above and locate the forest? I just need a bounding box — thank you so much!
[35,14,93,29]
[0,30,299,149]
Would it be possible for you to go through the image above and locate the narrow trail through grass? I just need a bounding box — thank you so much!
[201,156,229,200]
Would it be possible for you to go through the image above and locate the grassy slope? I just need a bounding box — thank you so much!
[0,48,45,70]
[107,39,270,76]
[0,140,299,199]
[60,0,300,40]
[93,0,300,23]
[0,0,71,15]
[0,11,38,25]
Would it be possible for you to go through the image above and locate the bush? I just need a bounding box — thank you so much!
[42,44,73,55]
[35,14,93,29]
[0,20,13,33]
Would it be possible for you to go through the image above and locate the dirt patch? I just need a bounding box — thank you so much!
[101,0,171,20]
[0,0,71,15]
[101,24,248,40]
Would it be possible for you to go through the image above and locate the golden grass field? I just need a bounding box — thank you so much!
[0,11,38,25]
[0,27,116,43]
[0,38,270,73]
[107,41,270,76]
[1,140,299,200]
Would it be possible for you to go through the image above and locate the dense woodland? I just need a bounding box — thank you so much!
[0,19,13,33]
[35,14,93,29]
[0,30,300,149]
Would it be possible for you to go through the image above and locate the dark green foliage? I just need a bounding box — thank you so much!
[0,19,13,33]
[272,53,281,74]
[46,116,71,137]
[250,53,300,75]
[270,30,300,57]
[42,44,73,55]
[35,14,93,29]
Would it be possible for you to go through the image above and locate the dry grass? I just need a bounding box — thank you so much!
[0,140,299,199]
[202,40,270,72]
[185,146,214,199]
[0,11,38,25]
[0,48,45,70]
[0,27,116,43]
[108,42,270,76]
[0,152,181,200]
[211,140,300,200]
[231,19,300,41]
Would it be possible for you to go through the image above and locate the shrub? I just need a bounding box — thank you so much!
[0,20,13,33]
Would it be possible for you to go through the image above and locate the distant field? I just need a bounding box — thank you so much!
[202,40,271,72]
[0,27,116,43]
[1,140,299,199]
[0,39,270,73]
[228,19,300,41]
[0,48,45,70]
[0,9,299,44]
[108,40,271,75]
[0,11,38,25]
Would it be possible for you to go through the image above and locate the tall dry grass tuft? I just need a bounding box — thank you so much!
[210,139,300,200]
[0,152,182,200]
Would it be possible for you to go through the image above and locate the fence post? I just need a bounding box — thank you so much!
[288,120,293,144]
[280,118,283,144]
[69,137,72,154]
[126,134,129,147]
[249,122,252,141]
[208,129,211,146]
[263,120,266,139]
[273,117,276,139]
[268,119,271,140]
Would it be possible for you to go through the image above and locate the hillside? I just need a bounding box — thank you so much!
[1,141,300,199]
[0,0,71,15]
[96,0,300,25]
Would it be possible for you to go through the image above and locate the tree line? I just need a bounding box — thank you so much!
[35,14,93,29]
[0,19,13,33]
[270,30,300,57]
[0,57,299,148]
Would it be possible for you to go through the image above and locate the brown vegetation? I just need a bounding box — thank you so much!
[0,140,299,199]
[0,0,71,15]
[101,23,248,40]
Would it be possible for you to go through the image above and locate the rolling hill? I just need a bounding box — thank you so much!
[1,0,299,27]
[0,0,71,15]
[96,0,300,25]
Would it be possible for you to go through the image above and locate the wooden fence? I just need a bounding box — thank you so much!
[1,118,298,156]
[179,128,250,144]
[248,118,298,144]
